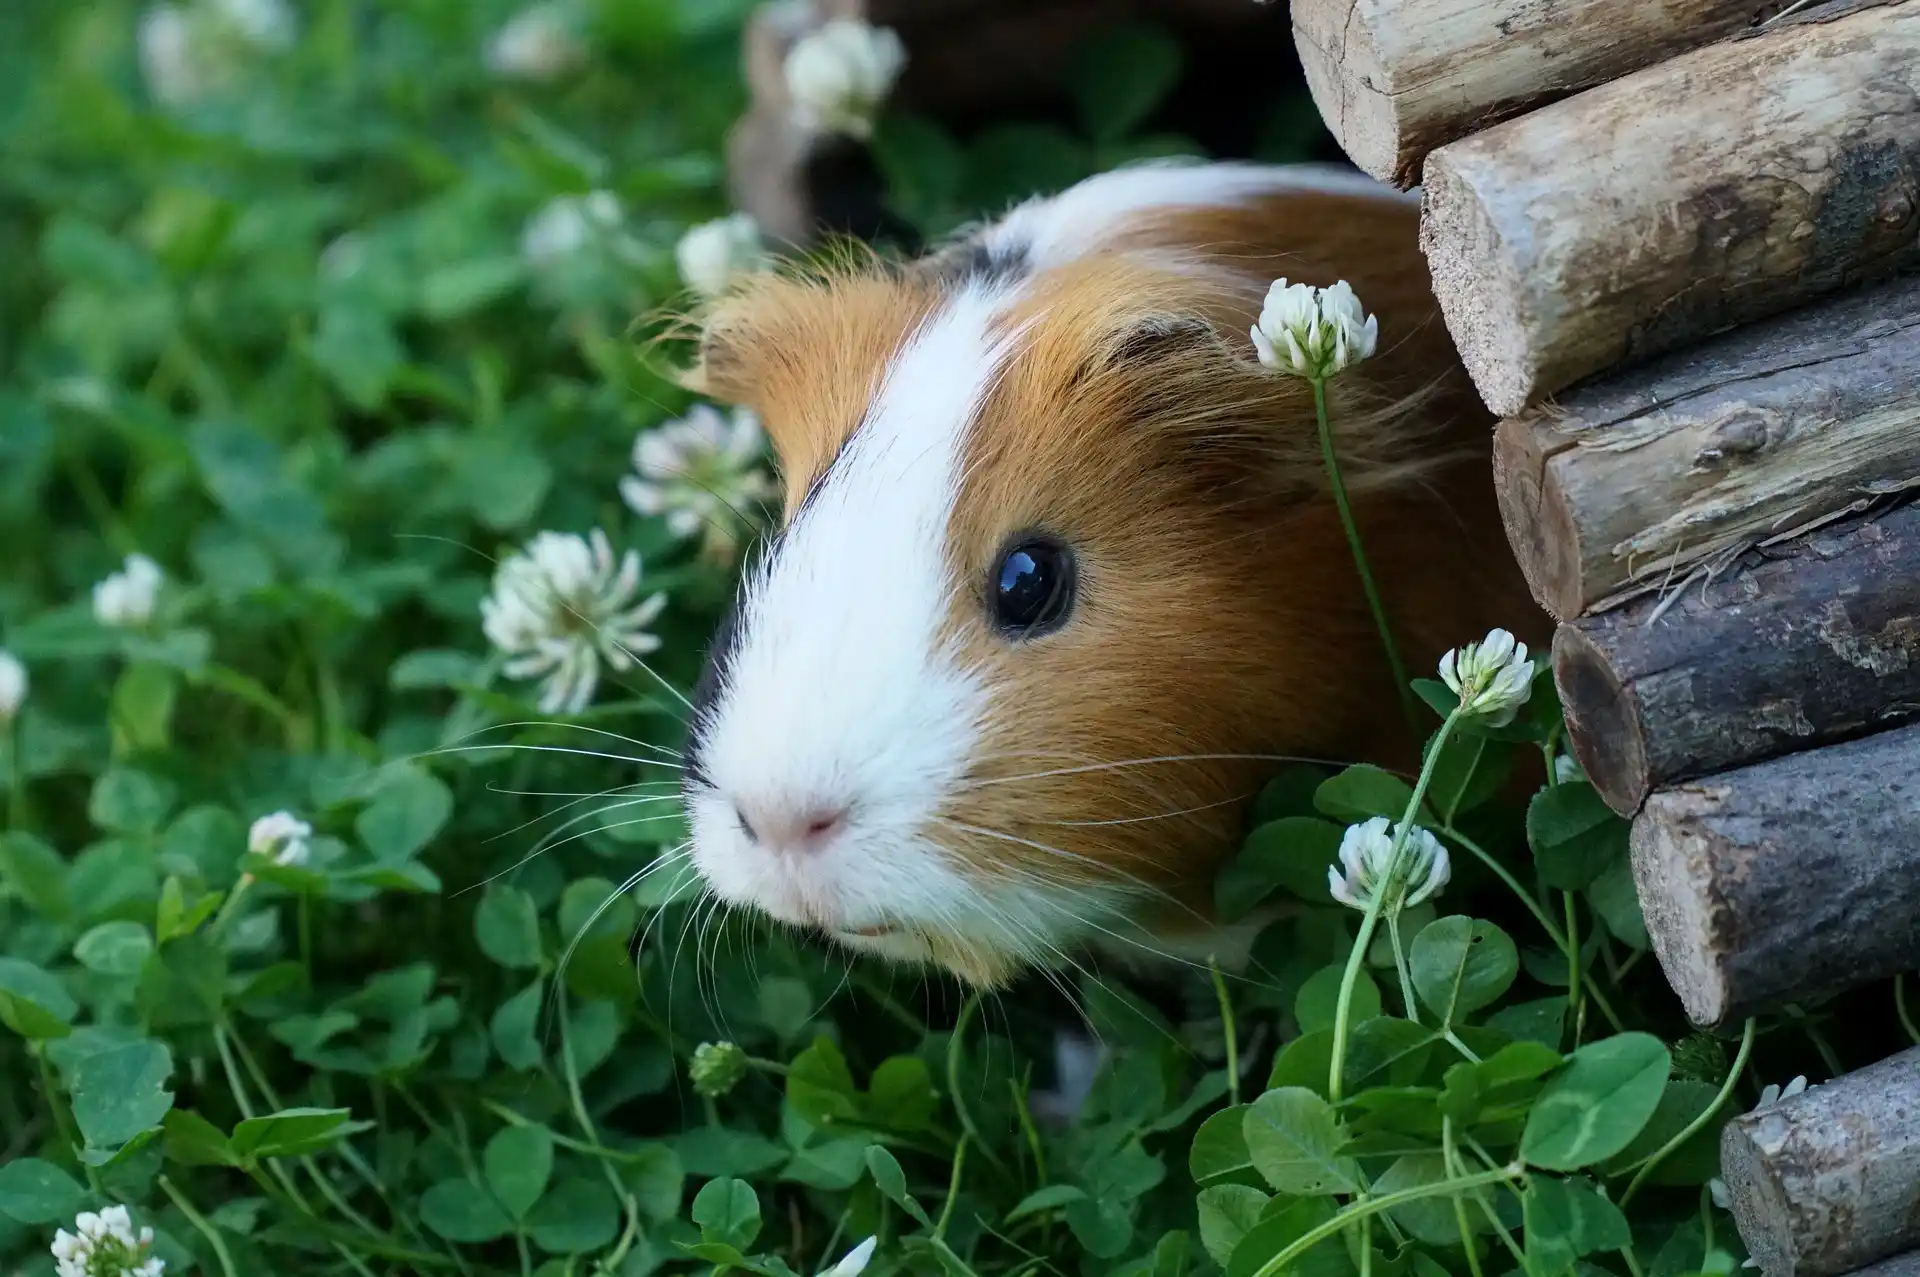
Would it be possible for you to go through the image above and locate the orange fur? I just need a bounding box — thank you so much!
[688,183,1545,984]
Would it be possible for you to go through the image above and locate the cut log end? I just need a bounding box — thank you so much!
[1291,0,1407,187]
[1629,790,1731,1029]
[1720,1113,1799,1276]
[1492,416,1587,620]
[1417,154,1536,416]
[1553,624,1650,817]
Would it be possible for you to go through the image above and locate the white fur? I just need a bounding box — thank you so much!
[976,159,1415,274]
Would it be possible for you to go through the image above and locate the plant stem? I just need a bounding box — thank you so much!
[1248,1165,1522,1277]
[1388,915,1419,1025]
[947,994,1009,1174]
[1331,707,1464,1101]
[1312,375,1417,736]
[935,1132,969,1241]
[1210,959,1241,1105]
[1443,1121,1487,1277]
[556,988,642,1273]
[1621,1018,1758,1208]
[160,1174,241,1277]
[1564,892,1583,1048]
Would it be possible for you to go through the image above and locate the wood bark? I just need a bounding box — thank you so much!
[1291,0,1766,189]
[1553,502,1920,817]
[1418,0,1920,417]
[1847,1254,1920,1277]
[1720,1045,1920,1277]
[1630,722,1920,1030]
[1493,273,1920,622]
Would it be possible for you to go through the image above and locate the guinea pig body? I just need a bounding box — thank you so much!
[678,159,1542,988]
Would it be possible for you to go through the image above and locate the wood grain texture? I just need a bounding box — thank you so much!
[1721,1045,1920,1277]
[1494,273,1920,621]
[1846,1253,1920,1277]
[1292,0,1767,188]
[1419,0,1920,417]
[1555,503,1920,817]
[1631,721,1920,1030]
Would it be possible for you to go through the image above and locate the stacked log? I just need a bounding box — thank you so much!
[1298,0,1920,1271]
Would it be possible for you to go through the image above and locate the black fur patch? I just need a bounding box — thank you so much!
[929,236,1030,289]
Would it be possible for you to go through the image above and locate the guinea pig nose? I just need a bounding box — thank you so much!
[733,800,849,854]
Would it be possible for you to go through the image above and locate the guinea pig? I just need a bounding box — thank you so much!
[673,159,1542,989]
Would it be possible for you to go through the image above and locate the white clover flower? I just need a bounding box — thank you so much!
[621,405,776,560]
[92,554,164,629]
[783,19,906,141]
[249,810,314,867]
[137,0,294,106]
[1439,628,1535,726]
[52,1203,163,1277]
[820,1237,878,1277]
[520,190,642,272]
[485,1,587,81]
[674,213,768,299]
[1328,816,1450,914]
[0,651,25,724]
[1250,278,1379,380]
[481,529,667,716]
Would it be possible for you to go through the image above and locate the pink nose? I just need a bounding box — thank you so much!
[734,801,849,854]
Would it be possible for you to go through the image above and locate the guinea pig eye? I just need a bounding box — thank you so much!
[991,537,1076,638]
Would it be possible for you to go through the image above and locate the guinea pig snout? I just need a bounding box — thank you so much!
[731,798,850,857]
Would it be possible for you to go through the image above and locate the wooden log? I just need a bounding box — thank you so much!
[1847,1255,1920,1277]
[1630,721,1920,1031]
[1493,273,1920,622]
[1553,500,1920,817]
[1290,0,1765,190]
[1720,1045,1920,1277]
[1418,0,1920,418]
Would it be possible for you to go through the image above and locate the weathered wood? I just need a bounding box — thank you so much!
[1552,500,1920,816]
[1720,1045,1920,1277]
[1493,273,1920,622]
[1418,0,1920,417]
[1846,1253,1920,1277]
[1291,0,1766,189]
[1630,721,1920,1030]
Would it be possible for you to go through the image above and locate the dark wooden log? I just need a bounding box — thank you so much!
[1846,1254,1920,1277]
[1418,0,1920,417]
[1630,721,1920,1030]
[1553,502,1920,817]
[1291,0,1766,189]
[1721,1045,1920,1277]
[1493,273,1920,622]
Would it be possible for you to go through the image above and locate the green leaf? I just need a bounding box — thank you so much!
[491,978,544,1071]
[1066,1196,1135,1259]
[1197,1185,1270,1267]
[867,1055,937,1131]
[1189,1104,1256,1185]
[485,1124,555,1219]
[69,1039,175,1150]
[0,833,71,921]
[310,304,404,411]
[1315,765,1420,824]
[0,1157,89,1223]
[1528,782,1628,890]
[74,920,155,977]
[1344,1018,1439,1091]
[1426,733,1517,822]
[475,885,544,969]
[786,1035,860,1127]
[1243,1087,1358,1196]
[421,1179,514,1243]
[89,767,177,834]
[109,662,177,754]
[1409,916,1519,1024]
[1227,1198,1349,1277]
[1524,1175,1632,1276]
[155,877,221,943]
[232,1108,370,1160]
[1217,817,1346,919]
[390,649,487,691]
[528,1177,619,1254]
[1295,963,1379,1035]
[866,1146,930,1226]
[0,956,77,1039]
[1374,1154,1471,1246]
[356,767,453,860]
[161,1110,238,1167]
[1267,1030,1335,1096]
[1487,997,1567,1051]
[1587,856,1650,950]
[1603,1080,1728,1185]
[620,1144,684,1222]
[691,1177,761,1249]
[1008,1184,1089,1221]
[1067,21,1184,142]
[1522,1033,1672,1170]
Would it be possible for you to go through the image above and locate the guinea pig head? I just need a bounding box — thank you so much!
[675,166,1531,987]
